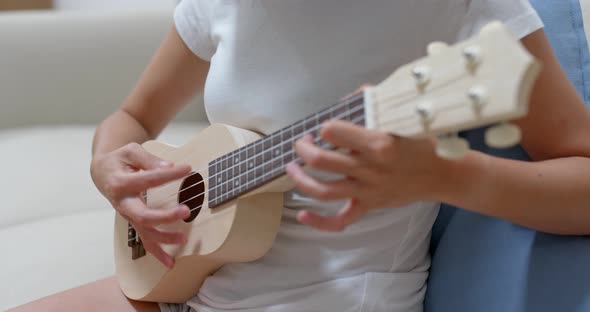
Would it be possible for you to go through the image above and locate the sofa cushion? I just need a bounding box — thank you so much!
[425,1,590,312]
[0,123,207,229]
[0,122,207,310]
[1,210,115,310]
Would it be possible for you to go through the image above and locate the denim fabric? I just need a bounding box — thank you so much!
[426,1,590,311]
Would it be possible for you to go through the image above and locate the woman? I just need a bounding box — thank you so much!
[13,0,590,311]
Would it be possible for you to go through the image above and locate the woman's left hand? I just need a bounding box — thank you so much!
[285,120,447,232]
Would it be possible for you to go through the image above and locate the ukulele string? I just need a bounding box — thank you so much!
[181,113,365,213]
[141,92,365,202]
[144,97,366,208]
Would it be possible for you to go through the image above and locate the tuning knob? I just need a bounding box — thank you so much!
[485,122,522,148]
[463,46,482,68]
[436,134,470,159]
[416,101,434,124]
[467,86,487,112]
[411,66,431,88]
[428,42,449,56]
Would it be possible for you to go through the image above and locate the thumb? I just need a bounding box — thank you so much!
[123,143,173,170]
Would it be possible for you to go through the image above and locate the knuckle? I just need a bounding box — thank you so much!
[121,142,141,157]
[105,175,125,198]
[133,211,149,225]
[306,150,325,167]
[371,137,394,158]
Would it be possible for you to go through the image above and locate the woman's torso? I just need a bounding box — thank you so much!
[176,1,471,311]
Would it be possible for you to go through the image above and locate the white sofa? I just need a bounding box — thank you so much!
[0,7,208,310]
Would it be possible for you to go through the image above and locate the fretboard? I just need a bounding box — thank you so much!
[207,93,366,208]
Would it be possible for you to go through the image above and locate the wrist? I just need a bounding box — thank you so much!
[429,150,491,205]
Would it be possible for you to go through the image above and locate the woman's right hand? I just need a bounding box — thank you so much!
[91,142,192,268]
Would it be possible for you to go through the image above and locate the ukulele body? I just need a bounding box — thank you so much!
[114,124,286,303]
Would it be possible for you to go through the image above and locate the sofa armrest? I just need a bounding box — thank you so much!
[0,8,206,129]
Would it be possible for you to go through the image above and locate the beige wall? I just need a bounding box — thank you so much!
[0,0,52,10]
[54,0,174,10]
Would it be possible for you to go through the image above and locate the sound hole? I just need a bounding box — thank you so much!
[178,172,205,223]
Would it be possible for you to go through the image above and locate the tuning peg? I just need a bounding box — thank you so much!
[436,134,470,159]
[416,101,434,124]
[467,86,487,112]
[463,46,482,67]
[485,122,522,148]
[411,66,431,88]
[427,42,449,56]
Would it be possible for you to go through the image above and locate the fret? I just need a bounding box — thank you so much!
[254,139,263,168]
[222,154,229,202]
[333,102,348,121]
[314,112,320,138]
[254,139,264,185]
[351,99,366,126]
[318,109,332,125]
[232,151,240,196]
[271,132,283,176]
[346,99,353,122]
[293,120,304,141]
[228,152,235,200]
[303,116,316,138]
[208,160,217,202]
[247,142,256,188]
[282,126,294,165]
[262,137,272,163]
[239,149,247,193]
[215,157,223,205]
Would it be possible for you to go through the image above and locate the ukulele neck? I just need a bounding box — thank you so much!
[207,94,366,208]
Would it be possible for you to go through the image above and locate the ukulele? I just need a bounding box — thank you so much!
[114,21,541,303]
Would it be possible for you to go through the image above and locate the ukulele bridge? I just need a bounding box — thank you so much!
[128,223,146,260]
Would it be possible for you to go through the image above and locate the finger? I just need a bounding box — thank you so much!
[285,162,357,201]
[121,143,174,170]
[340,83,374,101]
[294,135,359,175]
[320,121,377,153]
[321,120,395,158]
[297,199,365,232]
[124,165,192,193]
[119,198,190,227]
[142,240,175,269]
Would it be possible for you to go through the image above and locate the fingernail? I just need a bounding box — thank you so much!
[159,161,173,168]
[166,258,175,269]
[296,211,309,222]
[178,205,190,218]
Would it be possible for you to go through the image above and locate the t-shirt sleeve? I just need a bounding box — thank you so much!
[457,0,544,41]
[174,0,216,61]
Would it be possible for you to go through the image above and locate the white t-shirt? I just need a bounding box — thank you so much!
[166,1,543,311]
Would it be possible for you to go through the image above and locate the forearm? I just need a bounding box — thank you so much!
[92,27,210,158]
[439,151,590,235]
[91,109,152,157]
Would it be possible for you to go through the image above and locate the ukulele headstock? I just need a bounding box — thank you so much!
[364,21,541,159]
